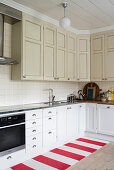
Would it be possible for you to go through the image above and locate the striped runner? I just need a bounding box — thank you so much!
[9,137,109,170]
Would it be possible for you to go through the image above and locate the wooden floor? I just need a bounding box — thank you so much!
[68,143,114,170]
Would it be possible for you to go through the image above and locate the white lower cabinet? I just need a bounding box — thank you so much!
[78,103,86,132]
[42,108,57,148]
[86,103,97,133]
[66,105,78,139]
[0,149,25,170]
[56,106,67,142]
[97,104,114,136]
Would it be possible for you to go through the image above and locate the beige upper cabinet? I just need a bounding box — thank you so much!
[77,35,90,81]
[91,34,104,81]
[67,32,77,81]
[22,14,43,80]
[44,23,56,80]
[56,28,67,81]
[105,31,114,81]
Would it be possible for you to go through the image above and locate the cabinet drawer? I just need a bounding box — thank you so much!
[43,108,56,118]
[26,118,42,129]
[26,126,42,136]
[43,129,56,147]
[0,149,25,170]
[26,142,42,157]
[26,109,42,121]
[26,133,42,145]
[43,116,56,131]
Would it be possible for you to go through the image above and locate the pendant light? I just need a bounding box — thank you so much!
[59,2,71,29]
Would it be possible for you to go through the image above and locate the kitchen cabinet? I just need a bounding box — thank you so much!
[78,103,86,132]
[66,105,78,138]
[91,34,105,81]
[97,104,114,136]
[56,106,67,142]
[86,103,97,133]
[67,32,77,81]
[56,28,67,81]
[42,108,57,148]
[104,31,114,81]
[12,13,44,80]
[77,35,90,81]
[44,23,56,80]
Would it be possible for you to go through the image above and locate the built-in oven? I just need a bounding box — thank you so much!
[0,112,25,157]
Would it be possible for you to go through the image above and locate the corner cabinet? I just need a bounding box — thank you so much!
[77,35,90,81]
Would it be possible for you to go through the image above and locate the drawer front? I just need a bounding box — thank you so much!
[26,109,42,121]
[43,130,56,147]
[26,126,42,136]
[43,116,56,131]
[26,142,42,156]
[26,133,42,146]
[43,108,56,118]
[26,118,42,129]
[0,149,25,170]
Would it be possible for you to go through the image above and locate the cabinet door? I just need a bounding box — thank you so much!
[66,105,78,139]
[44,24,56,80]
[56,106,67,142]
[91,34,104,81]
[86,104,97,133]
[97,104,114,136]
[105,32,114,81]
[77,35,90,81]
[22,14,43,80]
[78,104,86,132]
[67,33,77,81]
[43,130,56,148]
[56,28,67,81]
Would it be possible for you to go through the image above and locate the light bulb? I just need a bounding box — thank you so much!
[59,17,71,29]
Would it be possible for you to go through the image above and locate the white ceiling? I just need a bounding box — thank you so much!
[12,0,114,30]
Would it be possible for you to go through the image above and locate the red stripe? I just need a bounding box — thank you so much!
[65,142,97,153]
[50,148,85,161]
[33,155,70,170]
[77,138,106,146]
[11,163,34,170]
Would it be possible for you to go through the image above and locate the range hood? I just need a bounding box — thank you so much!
[0,3,22,65]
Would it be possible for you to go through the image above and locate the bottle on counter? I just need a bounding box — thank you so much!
[106,90,112,101]
[112,88,114,101]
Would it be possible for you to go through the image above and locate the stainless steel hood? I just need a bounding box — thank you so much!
[0,3,22,65]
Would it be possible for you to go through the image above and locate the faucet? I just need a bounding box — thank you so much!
[49,89,55,104]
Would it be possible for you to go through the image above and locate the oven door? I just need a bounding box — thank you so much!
[0,123,25,156]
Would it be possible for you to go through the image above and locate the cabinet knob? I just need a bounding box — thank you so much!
[48,111,52,114]
[105,78,107,80]
[48,117,52,120]
[7,156,12,160]
[77,78,80,80]
[23,75,26,78]
[32,114,36,117]
[48,131,52,134]
[32,137,36,140]
[32,122,36,124]
[107,106,110,109]
[33,145,36,148]
[80,105,82,108]
[68,78,70,80]
[102,78,104,80]
[54,77,56,80]
[67,107,72,110]
[32,129,36,132]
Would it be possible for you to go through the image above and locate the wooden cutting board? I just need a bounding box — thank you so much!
[83,82,101,100]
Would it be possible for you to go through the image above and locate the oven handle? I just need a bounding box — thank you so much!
[0,122,25,129]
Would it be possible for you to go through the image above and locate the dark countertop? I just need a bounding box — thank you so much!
[0,100,114,115]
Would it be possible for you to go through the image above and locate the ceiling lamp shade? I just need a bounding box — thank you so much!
[59,2,71,29]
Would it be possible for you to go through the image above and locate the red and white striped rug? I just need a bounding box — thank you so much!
[8,137,109,170]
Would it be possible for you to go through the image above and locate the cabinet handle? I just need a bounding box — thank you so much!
[23,75,26,78]
[48,131,52,134]
[7,156,12,160]
[107,106,110,109]
[32,122,36,124]
[32,137,36,140]
[48,111,52,114]
[32,129,36,132]
[56,77,59,80]
[48,117,52,120]
[80,105,82,107]
[32,114,36,117]
[67,107,71,110]
[77,78,80,80]
[68,78,70,80]
[102,78,104,80]
[105,78,107,80]
[33,145,36,148]
[54,77,57,80]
